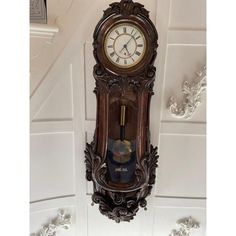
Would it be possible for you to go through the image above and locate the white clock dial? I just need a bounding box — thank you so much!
[104,23,146,68]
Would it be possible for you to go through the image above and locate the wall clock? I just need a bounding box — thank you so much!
[85,0,159,223]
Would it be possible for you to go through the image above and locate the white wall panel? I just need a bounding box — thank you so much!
[153,205,206,236]
[30,197,76,236]
[31,120,74,134]
[156,134,206,198]
[31,209,76,236]
[160,122,206,136]
[85,42,97,121]
[139,0,157,23]
[30,133,75,202]
[32,65,73,121]
[169,0,206,30]
[161,45,206,123]
[168,30,206,45]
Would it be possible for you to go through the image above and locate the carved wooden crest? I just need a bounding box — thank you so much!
[85,0,159,222]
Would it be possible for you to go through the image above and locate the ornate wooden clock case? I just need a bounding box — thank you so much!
[85,0,159,222]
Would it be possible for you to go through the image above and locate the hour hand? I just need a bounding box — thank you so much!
[119,44,126,53]
[124,46,131,56]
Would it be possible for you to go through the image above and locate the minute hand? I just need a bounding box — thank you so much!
[125,32,137,47]
[119,32,137,53]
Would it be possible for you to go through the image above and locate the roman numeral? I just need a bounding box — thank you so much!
[135,51,141,56]
[124,59,127,65]
[137,44,143,47]
[136,36,141,40]
[123,27,126,33]
[107,45,113,48]
[110,52,115,57]
[110,37,115,40]
[116,57,120,63]
[131,29,134,35]
[131,57,135,62]
[115,30,120,35]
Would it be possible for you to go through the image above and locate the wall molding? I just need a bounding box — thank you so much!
[30,120,74,134]
[160,121,206,136]
[168,30,206,45]
[30,23,59,41]
[30,196,75,212]
[169,216,200,236]
[30,23,59,62]
[31,209,72,236]
[168,65,206,119]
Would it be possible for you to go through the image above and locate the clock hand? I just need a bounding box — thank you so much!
[124,46,131,56]
[125,31,137,47]
[119,32,137,53]
[119,44,127,53]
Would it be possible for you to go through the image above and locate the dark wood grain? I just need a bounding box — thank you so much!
[85,0,159,223]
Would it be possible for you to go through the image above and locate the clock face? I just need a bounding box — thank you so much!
[104,23,146,68]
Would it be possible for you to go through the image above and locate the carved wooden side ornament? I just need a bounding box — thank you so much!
[85,0,159,222]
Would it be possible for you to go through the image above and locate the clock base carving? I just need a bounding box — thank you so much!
[85,142,159,223]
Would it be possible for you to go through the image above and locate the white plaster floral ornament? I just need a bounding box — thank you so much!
[169,216,200,236]
[31,209,72,236]
[168,65,206,119]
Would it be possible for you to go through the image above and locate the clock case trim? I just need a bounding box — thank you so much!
[85,0,159,223]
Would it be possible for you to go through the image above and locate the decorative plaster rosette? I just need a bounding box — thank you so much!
[31,209,71,236]
[169,216,200,236]
[168,65,206,119]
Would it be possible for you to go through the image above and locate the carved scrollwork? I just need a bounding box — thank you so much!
[93,64,105,77]
[93,72,156,96]
[146,64,156,79]
[103,0,149,18]
[84,141,96,181]
[85,142,108,183]
[110,192,126,205]
[92,192,142,223]
[168,65,206,119]
[85,142,159,190]
[85,143,159,222]
[146,145,159,185]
